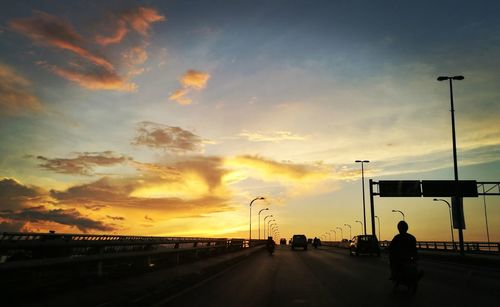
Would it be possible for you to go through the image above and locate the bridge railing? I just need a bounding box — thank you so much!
[321,240,500,254]
[379,240,500,253]
[0,232,266,276]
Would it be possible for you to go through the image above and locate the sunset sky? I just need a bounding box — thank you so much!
[1,0,499,242]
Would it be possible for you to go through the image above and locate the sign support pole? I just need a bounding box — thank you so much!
[369,179,376,237]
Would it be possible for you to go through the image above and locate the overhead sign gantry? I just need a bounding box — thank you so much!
[368,180,499,256]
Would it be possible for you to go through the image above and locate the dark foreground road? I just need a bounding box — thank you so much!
[160,246,500,307]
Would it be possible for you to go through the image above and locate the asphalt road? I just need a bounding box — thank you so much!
[160,245,500,307]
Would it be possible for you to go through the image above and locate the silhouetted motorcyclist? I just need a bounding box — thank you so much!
[388,221,417,279]
[266,236,275,254]
[313,237,319,249]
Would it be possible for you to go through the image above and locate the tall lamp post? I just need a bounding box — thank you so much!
[249,197,265,244]
[392,209,405,220]
[331,230,337,241]
[433,198,455,249]
[437,75,465,256]
[271,225,278,237]
[258,208,269,240]
[269,222,277,238]
[375,216,381,240]
[355,160,370,235]
[336,227,343,241]
[263,215,273,238]
[355,220,363,235]
[344,224,352,240]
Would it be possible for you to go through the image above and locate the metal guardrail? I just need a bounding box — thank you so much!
[379,240,500,253]
[322,240,500,254]
[0,232,266,276]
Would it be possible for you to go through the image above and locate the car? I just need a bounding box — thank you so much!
[291,234,308,250]
[349,235,380,256]
[279,238,287,245]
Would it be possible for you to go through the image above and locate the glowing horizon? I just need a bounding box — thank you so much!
[1,1,499,242]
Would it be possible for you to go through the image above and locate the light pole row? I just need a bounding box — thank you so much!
[249,197,265,244]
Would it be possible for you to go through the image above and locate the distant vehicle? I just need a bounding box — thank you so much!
[349,235,380,256]
[307,238,313,245]
[279,238,287,245]
[291,234,308,250]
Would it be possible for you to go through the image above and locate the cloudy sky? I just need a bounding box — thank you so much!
[1,0,499,241]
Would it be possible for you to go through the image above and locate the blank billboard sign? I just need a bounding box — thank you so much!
[421,180,478,197]
[378,180,421,197]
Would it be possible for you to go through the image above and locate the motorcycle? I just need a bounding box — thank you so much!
[392,259,422,293]
[267,243,275,255]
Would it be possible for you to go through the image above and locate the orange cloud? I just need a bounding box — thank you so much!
[10,12,113,71]
[169,70,210,105]
[50,174,232,216]
[122,6,165,35]
[0,63,43,116]
[10,9,163,92]
[39,62,137,92]
[180,70,210,89]
[168,88,192,105]
[95,20,128,45]
[96,7,165,45]
[225,155,332,184]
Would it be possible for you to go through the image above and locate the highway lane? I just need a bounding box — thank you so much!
[160,245,500,307]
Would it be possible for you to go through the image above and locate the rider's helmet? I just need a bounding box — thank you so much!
[397,220,408,234]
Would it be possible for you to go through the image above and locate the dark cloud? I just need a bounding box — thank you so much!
[0,178,40,198]
[84,204,107,211]
[37,151,131,176]
[0,206,115,233]
[132,121,204,152]
[50,177,134,203]
[106,215,125,221]
[0,178,45,211]
[0,220,26,232]
[9,11,113,70]
[38,61,137,92]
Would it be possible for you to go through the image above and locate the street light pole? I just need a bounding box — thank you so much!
[437,75,465,256]
[268,221,276,238]
[392,209,405,220]
[249,197,265,245]
[258,208,269,240]
[263,215,273,238]
[355,160,370,235]
[344,224,352,240]
[355,220,363,235]
[270,224,278,238]
[336,227,343,240]
[433,198,455,249]
[331,230,337,241]
[375,216,381,240]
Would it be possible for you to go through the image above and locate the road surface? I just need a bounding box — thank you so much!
[161,245,500,307]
